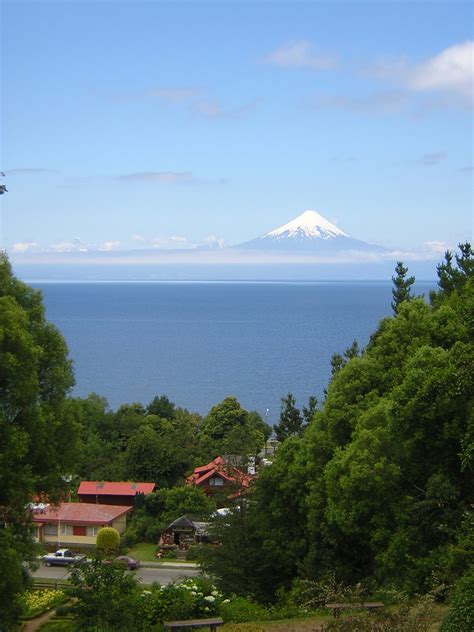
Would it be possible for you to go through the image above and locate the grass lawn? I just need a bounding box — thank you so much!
[126,542,158,562]
[126,542,196,563]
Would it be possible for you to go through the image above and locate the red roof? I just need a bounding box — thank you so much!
[31,502,131,525]
[78,481,155,496]
[187,457,252,489]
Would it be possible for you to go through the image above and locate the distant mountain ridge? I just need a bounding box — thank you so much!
[236,209,387,253]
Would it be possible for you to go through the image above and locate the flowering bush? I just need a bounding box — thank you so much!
[141,577,227,623]
[20,589,67,619]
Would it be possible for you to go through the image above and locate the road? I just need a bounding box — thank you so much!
[32,563,200,585]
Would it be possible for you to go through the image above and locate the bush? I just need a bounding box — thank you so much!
[441,569,474,632]
[220,597,269,622]
[141,577,226,624]
[284,574,365,610]
[96,527,121,553]
[122,527,138,548]
[69,558,143,631]
[186,545,205,561]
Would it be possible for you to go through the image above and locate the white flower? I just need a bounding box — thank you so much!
[211,590,219,596]
[204,595,215,603]
[222,599,230,604]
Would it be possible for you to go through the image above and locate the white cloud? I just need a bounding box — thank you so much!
[116,171,193,183]
[409,41,473,99]
[204,234,226,248]
[131,234,146,242]
[424,241,450,254]
[370,41,474,108]
[263,40,338,70]
[99,240,121,251]
[50,238,87,252]
[150,236,193,249]
[12,241,38,252]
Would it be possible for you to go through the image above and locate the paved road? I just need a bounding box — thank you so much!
[32,564,200,585]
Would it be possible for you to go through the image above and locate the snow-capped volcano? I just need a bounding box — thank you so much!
[236,209,386,254]
[266,210,348,240]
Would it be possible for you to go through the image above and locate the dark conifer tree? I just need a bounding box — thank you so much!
[391,261,415,314]
[273,393,303,442]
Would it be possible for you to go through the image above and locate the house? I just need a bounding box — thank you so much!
[77,481,155,506]
[32,502,132,547]
[160,514,209,549]
[186,456,252,499]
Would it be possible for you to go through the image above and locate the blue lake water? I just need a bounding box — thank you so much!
[33,282,435,424]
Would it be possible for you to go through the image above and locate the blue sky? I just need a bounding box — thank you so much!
[2,0,473,259]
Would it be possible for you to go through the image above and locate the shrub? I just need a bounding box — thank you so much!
[440,569,474,632]
[141,577,227,623]
[96,527,120,554]
[122,526,138,548]
[69,558,143,631]
[220,596,269,622]
[285,574,365,610]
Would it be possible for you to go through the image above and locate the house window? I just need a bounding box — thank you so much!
[209,476,224,487]
[43,524,57,536]
[86,526,99,537]
[61,525,73,536]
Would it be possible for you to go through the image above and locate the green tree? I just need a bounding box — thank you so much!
[0,253,79,627]
[69,558,142,631]
[273,393,302,442]
[147,394,176,419]
[209,245,474,601]
[200,396,266,457]
[391,261,415,314]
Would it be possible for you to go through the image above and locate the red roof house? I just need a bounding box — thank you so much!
[32,502,132,547]
[77,481,156,506]
[186,457,252,499]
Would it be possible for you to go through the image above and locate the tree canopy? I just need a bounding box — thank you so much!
[203,245,474,602]
[0,253,79,627]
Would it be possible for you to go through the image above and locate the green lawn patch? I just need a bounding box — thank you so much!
[126,542,159,562]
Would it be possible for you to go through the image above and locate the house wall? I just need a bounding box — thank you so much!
[42,533,98,546]
[38,522,110,547]
[112,514,128,534]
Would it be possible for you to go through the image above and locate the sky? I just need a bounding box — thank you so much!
[1,0,473,261]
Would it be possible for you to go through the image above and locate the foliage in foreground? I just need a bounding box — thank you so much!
[440,568,474,632]
[0,253,79,628]
[202,245,474,602]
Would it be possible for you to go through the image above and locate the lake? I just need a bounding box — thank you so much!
[33,281,434,423]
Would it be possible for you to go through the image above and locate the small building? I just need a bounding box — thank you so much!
[160,514,209,548]
[32,502,132,547]
[77,481,155,506]
[186,456,252,499]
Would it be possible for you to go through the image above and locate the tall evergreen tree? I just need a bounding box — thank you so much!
[391,261,415,314]
[273,393,303,442]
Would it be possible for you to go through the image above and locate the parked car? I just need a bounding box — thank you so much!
[42,549,87,567]
[103,555,140,570]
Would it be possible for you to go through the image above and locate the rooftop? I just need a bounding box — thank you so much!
[78,481,156,496]
[31,502,132,525]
